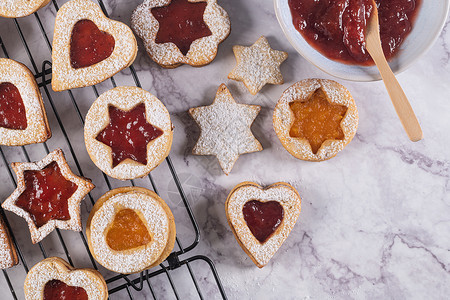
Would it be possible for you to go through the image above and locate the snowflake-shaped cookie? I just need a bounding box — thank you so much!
[228,36,288,95]
[189,84,262,175]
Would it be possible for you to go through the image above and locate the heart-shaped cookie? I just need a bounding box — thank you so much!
[0,58,51,146]
[51,0,137,91]
[225,181,301,268]
[24,257,108,300]
[0,0,50,18]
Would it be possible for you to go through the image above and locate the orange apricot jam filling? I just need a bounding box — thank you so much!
[106,208,151,251]
[289,88,347,154]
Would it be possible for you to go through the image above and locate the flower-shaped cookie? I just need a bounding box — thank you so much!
[131,0,230,68]
[2,149,95,244]
[0,216,18,269]
[226,182,301,268]
[228,36,288,95]
[189,84,262,175]
[0,0,50,18]
[51,0,137,91]
[24,257,108,300]
[0,58,51,146]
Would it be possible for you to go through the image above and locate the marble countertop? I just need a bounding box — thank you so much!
[1,0,449,299]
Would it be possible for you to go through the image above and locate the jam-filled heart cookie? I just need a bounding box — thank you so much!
[131,0,230,68]
[0,0,50,18]
[24,257,108,300]
[84,86,173,180]
[226,181,301,268]
[0,216,18,269]
[228,36,288,95]
[2,149,95,244]
[0,58,51,146]
[273,79,358,161]
[189,84,262,175]
[51,0,137,91]
[86,187,176,274]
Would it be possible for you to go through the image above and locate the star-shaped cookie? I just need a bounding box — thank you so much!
[2,149,95,244]
[189,84,262,175]
[228,36,288,95]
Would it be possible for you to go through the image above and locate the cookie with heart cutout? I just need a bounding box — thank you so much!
[0,216,18,270]
[0,58,51,146]
[225,181,301,268]
[86,187,176,274]
[1,149,95,244]
[24,257,108,300]
[51,0,137,92]
[131,0,230,68]
[0,0,50,18]
[84,86,173,180]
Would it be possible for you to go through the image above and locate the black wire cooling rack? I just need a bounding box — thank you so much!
[0,0,227,299]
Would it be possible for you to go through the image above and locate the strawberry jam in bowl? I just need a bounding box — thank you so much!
[274,0,450,81]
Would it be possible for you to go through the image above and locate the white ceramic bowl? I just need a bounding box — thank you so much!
[274,0,450,81]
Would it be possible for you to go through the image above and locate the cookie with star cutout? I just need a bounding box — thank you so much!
[84,86,173,180]
[1,149,95,244]
[189,84,262,175]
[228,36,288,95]
[273,79,358,161]
[131,0,230,68]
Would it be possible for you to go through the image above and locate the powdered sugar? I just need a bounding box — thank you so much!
[131,0,230,67]
[0,58,50,146]
[0,217,17,269]
[273,79,359,161]
[87,190,170,274]
[226,182,301,268]
[84,86,173,180]
[228,36,288,95]
[24,257,107,300]
[51,0,137,91]
[0,0,50,18]
[1,149,95,244]
[189,84,262,175]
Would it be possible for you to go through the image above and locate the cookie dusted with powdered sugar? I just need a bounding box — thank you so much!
[131,0,230,68]
[86,187,176,274]
[228,36,288,95]
[24,257,108,300]
[273,78,359,161]
[84,86,173,180]
[51,0,137,91]
[225,182,301,268]
[0,216,18,270]
[0,58,51,146]
[2,149,95,244]
[0,0,50,18]
[189,84,262,175]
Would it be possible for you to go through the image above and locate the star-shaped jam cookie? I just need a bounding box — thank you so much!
[189,84,262,175]
[289,88,347,154]
[2,149,95,244]
[95,103,163,168]
[152,0,212,56]
[228,36,288,95]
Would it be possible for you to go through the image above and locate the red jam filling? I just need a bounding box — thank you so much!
[242,200,284,244]
[288,0,421,65]
[44,280,88,300]
[0,82,27,130]
[70,19,115,69]
[151,0,212,56]
[15,161,78,228]
[95,103,163,168]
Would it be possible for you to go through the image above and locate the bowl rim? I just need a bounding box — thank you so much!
[274,0,450,82]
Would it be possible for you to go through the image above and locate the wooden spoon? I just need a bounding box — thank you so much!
[365,0,423,142]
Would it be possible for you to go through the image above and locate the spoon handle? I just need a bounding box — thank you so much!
[366,42,423,142]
